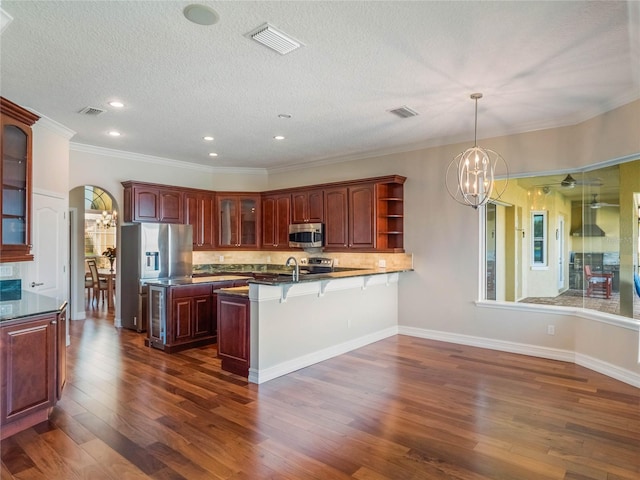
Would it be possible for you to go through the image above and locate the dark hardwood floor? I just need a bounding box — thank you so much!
[2,304,639,479]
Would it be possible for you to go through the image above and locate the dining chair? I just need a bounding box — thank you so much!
[87,259,109,305]
[584,265,612,299]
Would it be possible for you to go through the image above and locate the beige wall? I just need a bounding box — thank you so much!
[63,99,640,383]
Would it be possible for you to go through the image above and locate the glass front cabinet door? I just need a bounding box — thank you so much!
[0,97,39,262]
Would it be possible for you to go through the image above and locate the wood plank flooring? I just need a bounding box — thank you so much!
[2,306,639,479]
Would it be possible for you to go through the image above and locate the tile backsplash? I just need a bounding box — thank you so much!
[193,250,413,270]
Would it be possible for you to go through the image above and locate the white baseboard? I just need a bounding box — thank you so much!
[249,326,399,384]
[72,310,86,321]
[398,326,640,388]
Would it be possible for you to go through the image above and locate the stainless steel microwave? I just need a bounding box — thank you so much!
[289,223,324,248]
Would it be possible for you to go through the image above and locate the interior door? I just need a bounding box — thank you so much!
[26,192,67,300]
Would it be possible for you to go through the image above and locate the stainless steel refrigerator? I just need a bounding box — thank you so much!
[120,223,192,331]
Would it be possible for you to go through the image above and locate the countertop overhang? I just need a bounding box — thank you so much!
[0,291,67,322]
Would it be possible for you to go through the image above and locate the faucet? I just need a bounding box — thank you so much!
[285,256,299,282]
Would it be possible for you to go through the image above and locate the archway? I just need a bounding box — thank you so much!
[68,185,119,322]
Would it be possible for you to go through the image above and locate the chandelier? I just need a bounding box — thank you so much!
[446,93,508,209]
[97,210,117,229]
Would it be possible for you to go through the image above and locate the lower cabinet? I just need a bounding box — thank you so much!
[217,292,250,377]
[147,279,250,353]
[170,284,214,347]
[1,313,57,439]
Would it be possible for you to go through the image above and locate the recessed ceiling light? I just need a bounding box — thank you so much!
[274,135,285,140]
[108,131,121,137]
[183,4,219,26]
[203,136,214,141]
[278,113,292,119]
[208,152,218,157]
[108,101,124,108]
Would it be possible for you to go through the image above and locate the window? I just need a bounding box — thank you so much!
[482,160,640,321]
[531,211,547,267]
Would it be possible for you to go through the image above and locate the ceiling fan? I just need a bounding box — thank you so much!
[537,173,603,189]
[589,194,619,209]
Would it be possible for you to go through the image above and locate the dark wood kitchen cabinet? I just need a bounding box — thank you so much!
[1,97,39,263]
[167,284,215,351]
[375,177,405,252]
[1,313,57,439]
[217,291,250,377]
[261,192,291,249]
[147,279,249,353]
[324,183,375,249]
[291,188,324,223]
[216,194,260,248]
[122,181,184,224]
[184,190,215,249]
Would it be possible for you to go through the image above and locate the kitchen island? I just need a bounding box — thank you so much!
[217,268,409,383]
[144,275,251,352]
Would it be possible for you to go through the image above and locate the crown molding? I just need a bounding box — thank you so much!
[26,109,76,139]
[70,143,268,176]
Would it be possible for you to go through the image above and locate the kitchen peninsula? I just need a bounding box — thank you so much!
[220,266,410,384]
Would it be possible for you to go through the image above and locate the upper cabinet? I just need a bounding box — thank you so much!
[184,190,215,250]
[122,181,183,224]
[375,177,405,252]
[291,188,324,224]
[324,183,375,250]
[216,194,260,249]
[122,175,406,252]
[0,97,39,263]
[261,193,291,249]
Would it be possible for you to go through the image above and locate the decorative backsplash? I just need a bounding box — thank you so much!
[193,250,413,271]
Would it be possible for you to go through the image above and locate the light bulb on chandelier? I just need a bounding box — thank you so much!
[98,210,118,229]
[445,93,508,209]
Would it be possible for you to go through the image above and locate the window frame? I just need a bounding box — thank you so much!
[530,210,548,268]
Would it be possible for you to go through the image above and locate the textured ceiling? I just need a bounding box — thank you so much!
[1,1,638,171]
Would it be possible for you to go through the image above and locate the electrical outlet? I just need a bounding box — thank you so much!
[334,258,339,266]
[378,259,386,268]
[547,325,555,335]
[266,255,271,263]
[0,266,12,277]
[300,257,308,265]
[134,317,137,326]
[218,255,224,262]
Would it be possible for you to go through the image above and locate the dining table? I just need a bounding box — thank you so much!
[97,268,116,308]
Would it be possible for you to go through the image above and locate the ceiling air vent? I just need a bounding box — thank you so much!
[78,106,106,116]
[246,23,302,55]
[388,106,419,118]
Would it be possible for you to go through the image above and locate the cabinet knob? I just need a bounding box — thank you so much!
[51,320,57,325]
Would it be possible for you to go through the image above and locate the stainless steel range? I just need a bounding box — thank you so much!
[301,257,334,274]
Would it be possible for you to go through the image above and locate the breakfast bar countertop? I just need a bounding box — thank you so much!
[144,275,253,287]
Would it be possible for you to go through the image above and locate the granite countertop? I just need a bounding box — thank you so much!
[249,267,412,285]
[144,275,252,287]
[0,291,67,322]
